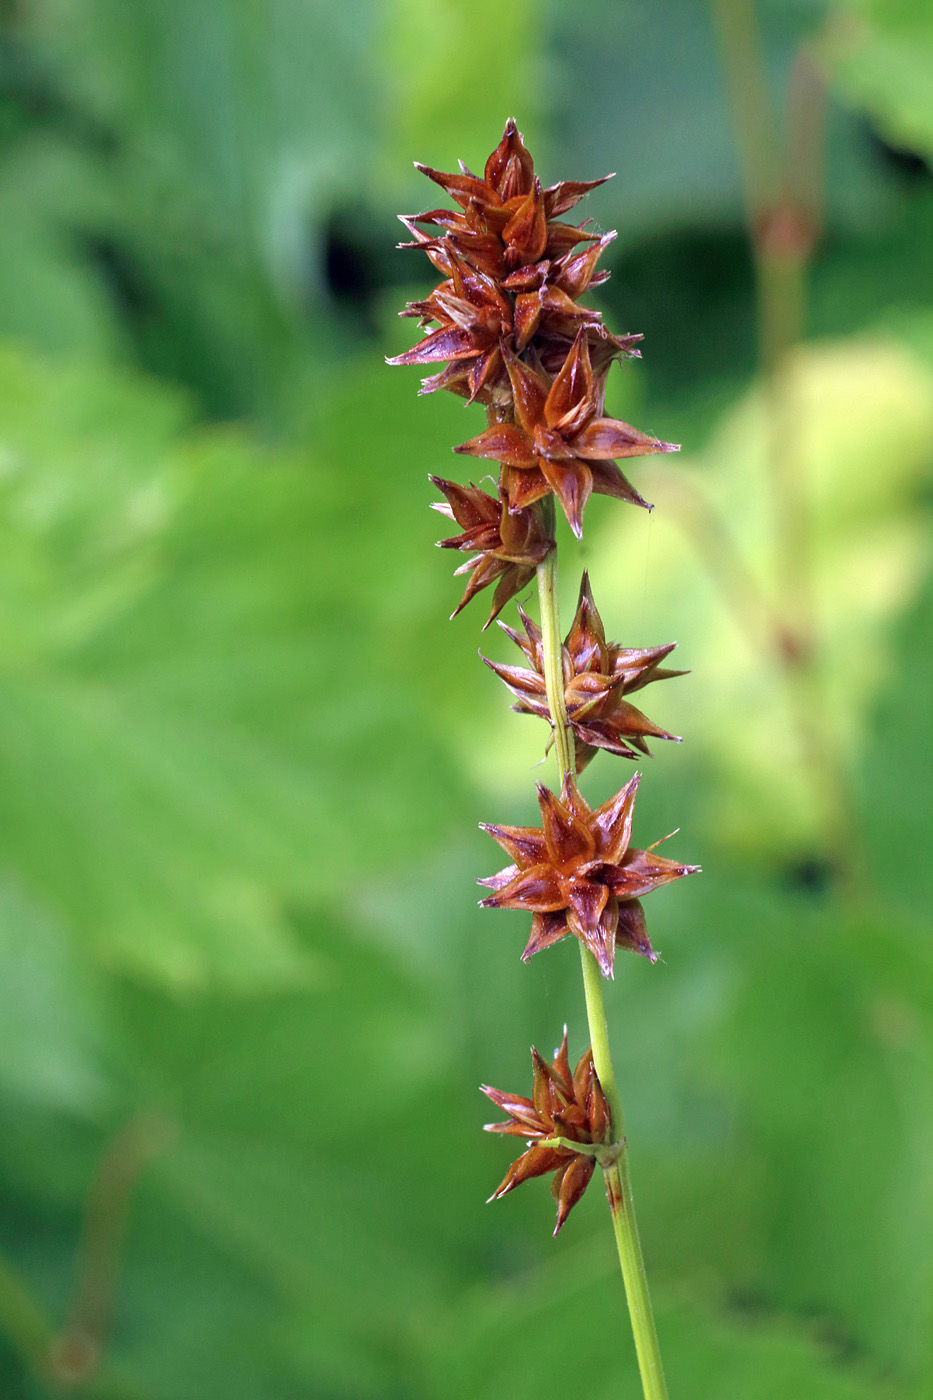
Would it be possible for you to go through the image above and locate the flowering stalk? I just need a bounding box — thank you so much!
[390,120,697,1399]
[536,513,668,1400]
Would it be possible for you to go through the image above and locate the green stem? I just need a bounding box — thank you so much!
[536,506,669,1400]
[538,1135,625,1167]
[535,502,574,781]
[580,947,668,1400]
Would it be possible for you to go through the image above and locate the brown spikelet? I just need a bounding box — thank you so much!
[482,1031,611,1234]
[479,774,699,977]
[482,571,686,768]
[430,476,553,627]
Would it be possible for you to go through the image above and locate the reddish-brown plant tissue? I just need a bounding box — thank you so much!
[479,774,698,978]
[389,118,678,611]
[483,571,685,769]
[452,329,677,538]
[389,121,698,1234]
[429,476,554,627]
[482,1031,611,1234]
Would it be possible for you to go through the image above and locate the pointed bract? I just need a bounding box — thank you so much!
[430,476,554,627]
[482,1036,611,1234]
[390,122,637,424]
[480,774,698,976]
[454,332,674,536]
[482,572,685,768]
[391,123,676,544]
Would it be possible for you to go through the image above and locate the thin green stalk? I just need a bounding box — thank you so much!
[536,505,669,1400]
[535,503,574,782]
[711,0,778,230]
[581,949,668,1400]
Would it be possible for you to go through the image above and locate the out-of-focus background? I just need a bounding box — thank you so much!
[0,1,930,1396]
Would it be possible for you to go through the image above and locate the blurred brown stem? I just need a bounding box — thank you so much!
[0,1244,139,1398]
[711,0,778,228]
[50,1113,171,1389]
[711,0,858,881]
[712,0,819,633]
[0,1113,169,1396]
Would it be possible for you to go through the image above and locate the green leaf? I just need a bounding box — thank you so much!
[0,883,110,1114]
[0,345,469,989]
[710,887,933,1379]
[577,337,933,858]
[857,558,933,913]
[0,136,119,359]
[824,1,933,160]
[418,1238,892,1400]
[379,0,543,178]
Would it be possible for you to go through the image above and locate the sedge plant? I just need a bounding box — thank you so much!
[389,120,699,1400]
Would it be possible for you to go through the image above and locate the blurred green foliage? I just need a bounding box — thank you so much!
[0,1,929,1398]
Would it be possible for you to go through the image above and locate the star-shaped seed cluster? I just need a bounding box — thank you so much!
[429,475,554,628]
[388,119,678,617]
[483,571,685,768]
[482,1030,611,1235]
[453,330,676,539]
[479,773,699,977]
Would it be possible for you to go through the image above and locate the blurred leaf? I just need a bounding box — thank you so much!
[0,135,120,358]
[25,0,382,275]
[380,0,542,175]
[105,913,490,1397]
[545,0,890,250]
[824,1,933,160]
[856,558,933,914]
[12,0,390,415]
[809,194,933,365]
[0,883,110,1115]
[710,887,933,1381]
[0,345,470,988]
[577,337,933,858]
[418,1237,893,1400]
